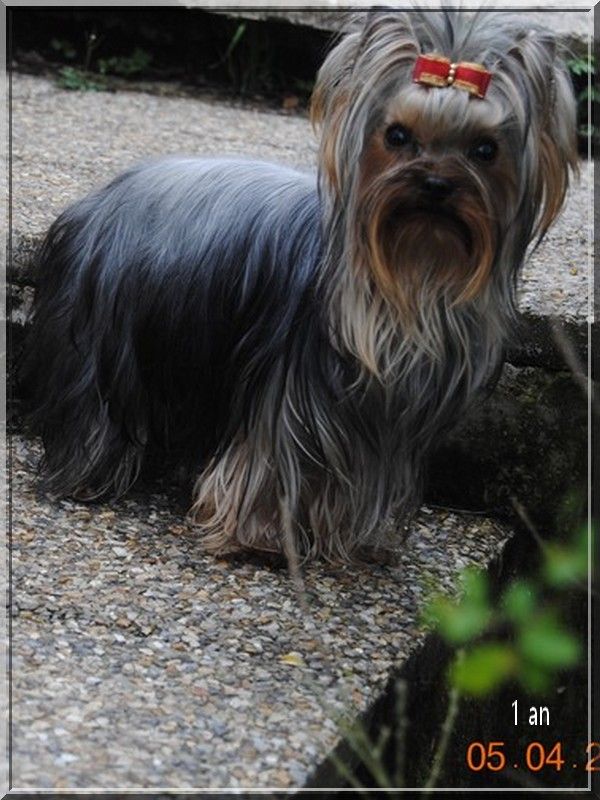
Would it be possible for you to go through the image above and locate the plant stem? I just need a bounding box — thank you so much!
[424,674,461,791]
[393,677,408,787]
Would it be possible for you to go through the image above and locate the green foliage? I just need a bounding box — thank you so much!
[56,66,106,92]
[542,524,588,588]
[424,524,588,698]
[568,52,594,77]
[518,612,581,671]
[450,644,516,696]
[209,21,277,95]
[224,22,247,62]
[54,43,153,91]
[424,568,491,644]
[566,52,597,140]
[97,47,152,77]
[327,516,588,790]
[501,580,536,623]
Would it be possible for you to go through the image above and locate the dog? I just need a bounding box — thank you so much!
[21,11,578,563]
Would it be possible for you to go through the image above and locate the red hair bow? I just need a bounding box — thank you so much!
[413,54,492,99]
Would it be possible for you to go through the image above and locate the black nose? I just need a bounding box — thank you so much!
[422,176,456,200]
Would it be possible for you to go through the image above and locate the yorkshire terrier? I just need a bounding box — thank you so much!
[22,11,578,562]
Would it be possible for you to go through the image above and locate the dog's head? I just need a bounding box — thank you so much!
[312,11,578,340]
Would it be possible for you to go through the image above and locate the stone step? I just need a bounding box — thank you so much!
[8,72,592,374]
[11,433,513,789]
[214,9,590,52]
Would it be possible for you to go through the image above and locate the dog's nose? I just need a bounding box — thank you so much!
[422,176,455,200]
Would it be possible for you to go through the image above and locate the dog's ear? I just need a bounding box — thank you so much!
[310,31,359,129]
[311,13,419,195]
[507,27,579,241]
[310,31,361,193]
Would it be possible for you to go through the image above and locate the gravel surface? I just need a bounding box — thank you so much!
[10,74,317,233]
[10,73,592,322]
[12,433,512,789]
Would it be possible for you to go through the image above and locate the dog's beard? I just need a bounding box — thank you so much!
[355,174,497,331]
[324,168,500,379]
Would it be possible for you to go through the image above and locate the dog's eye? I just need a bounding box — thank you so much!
[385,124,412,149]
[469,138,498,162]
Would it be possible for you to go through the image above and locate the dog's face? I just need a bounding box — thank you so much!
[354,83,510,318]
[312,11,578,333]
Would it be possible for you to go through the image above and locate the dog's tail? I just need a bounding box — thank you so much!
[19,195,147,500]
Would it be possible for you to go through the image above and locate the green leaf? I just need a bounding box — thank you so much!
[460,567,489,604]
[224,22,247,60]
[542,527,589,588]
[450,644,516,696]
[542,545,587,587]
[569,62,587,76]
[518,614,581,671]
[423,567,492,645]
[580,86,600,103]
[501,580,537,623]
[424,596,491,645]
[567,56,593,76]
[519,663,553,694]
[56,66,106,92]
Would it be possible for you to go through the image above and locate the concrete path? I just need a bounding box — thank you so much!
[12,434,511,788]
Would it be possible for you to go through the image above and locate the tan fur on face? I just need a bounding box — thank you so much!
[313,92,349,196]
[312,12,578,382]
[310,30,363,197]
[534,127,578,240]
[503,30,579,240]
[352,84,514,328]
